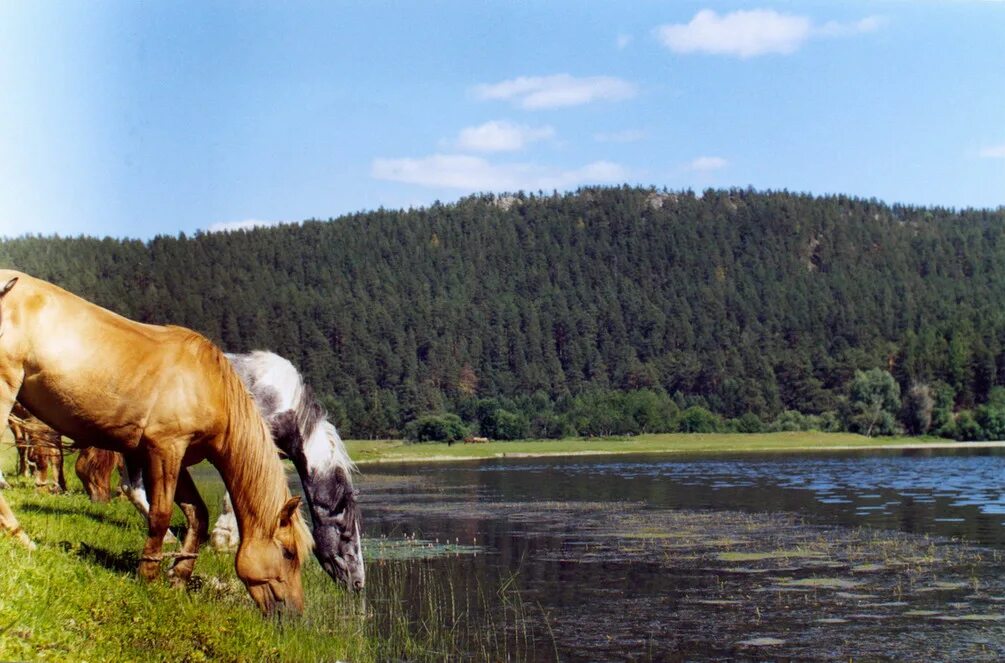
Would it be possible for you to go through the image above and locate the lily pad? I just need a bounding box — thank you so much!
[736,637,786,647]
[781,577,861,590]
[716,550,824,563]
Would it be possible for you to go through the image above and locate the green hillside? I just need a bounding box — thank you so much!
[4,187,1005,438]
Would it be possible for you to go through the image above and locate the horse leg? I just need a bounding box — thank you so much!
[168,467,208,587]
[210,492,240,551]
[33,453,48,491]
[137,448,183,582]
[17,442,29,478]
[0,494,33,549]
[0,378,31,547]
[121,453,151,515]
[56,444,66,493]
[18,436,31,479]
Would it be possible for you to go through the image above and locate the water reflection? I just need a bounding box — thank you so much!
[361,448,1005,661]
[455,448,1005,546]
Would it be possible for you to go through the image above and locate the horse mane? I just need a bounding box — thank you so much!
[300,389,357,476]
[239,350,357,478]
[204,339,313,560]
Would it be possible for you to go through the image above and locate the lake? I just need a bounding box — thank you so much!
[359,447,1005,661]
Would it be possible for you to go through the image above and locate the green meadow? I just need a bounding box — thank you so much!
[0,438,528,663]
[346,431,975,465]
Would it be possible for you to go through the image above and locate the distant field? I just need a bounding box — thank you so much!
[344,431,991,464]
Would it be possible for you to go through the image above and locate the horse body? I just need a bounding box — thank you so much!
[0,271,310,614]
[79,350,366,591]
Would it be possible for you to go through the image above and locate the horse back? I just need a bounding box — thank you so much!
[4,273,229,451]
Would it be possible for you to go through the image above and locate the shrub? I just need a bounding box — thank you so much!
[481,408,529,440]
[734,412,765,433]
[952,410,983,441]
[404,413,469,443]
[679,406,720,433]
[768,410,821,432]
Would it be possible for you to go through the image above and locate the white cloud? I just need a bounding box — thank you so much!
[617,33,633,49]
[979,144,1005,158]
[595,129,647,143]
[206,218,281,233]
[655,10,883,58]
[687,156,729,171]
[371,154,629,191]
[817,16,885,38]
[472,74,637,109]
[455,121,555,152]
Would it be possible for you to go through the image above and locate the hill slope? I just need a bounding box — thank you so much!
[4,187,1004,436]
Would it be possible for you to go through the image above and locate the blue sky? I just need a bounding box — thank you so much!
[1,1,1003,239]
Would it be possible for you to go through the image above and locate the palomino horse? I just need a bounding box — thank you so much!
[225,351,363,590]
[80,351,365,591]
[0,271,311,614]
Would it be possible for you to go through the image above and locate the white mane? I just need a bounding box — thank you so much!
[229,350,356,477]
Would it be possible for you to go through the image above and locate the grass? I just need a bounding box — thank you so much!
[345,431,977,464]
[0,438,536,662]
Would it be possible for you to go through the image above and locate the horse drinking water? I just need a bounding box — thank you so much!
[0,271,311,615]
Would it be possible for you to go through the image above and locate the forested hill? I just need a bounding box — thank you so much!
[3,187,1005,438]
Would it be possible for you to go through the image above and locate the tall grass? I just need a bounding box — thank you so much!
[0,443,542,662]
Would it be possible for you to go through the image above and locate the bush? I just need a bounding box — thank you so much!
[530,413,572,439]
[953,410,983,441]
[481,408,529,440]
[733,412,765,433]
[404,413,469,443]
[679,406,720,433]
[846,368,901,436]
[768,410,821,432]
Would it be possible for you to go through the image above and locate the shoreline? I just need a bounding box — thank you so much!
[349,437,1005,466]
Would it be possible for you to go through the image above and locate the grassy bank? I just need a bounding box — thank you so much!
[0,440,530,662]
[345,431,994,464]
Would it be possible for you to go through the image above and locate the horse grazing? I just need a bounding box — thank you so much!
[226,351,364,590]
[10,402,66,493]
[0,271,311,615]
[75,445,122,502]
[9,402,35,478]
[78,351,365,591]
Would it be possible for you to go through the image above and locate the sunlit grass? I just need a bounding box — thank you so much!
[0,441,537,662]
[346,431,962,464]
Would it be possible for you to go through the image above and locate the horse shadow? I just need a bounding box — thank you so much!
[17,501,137,530]
[71,542,140,573]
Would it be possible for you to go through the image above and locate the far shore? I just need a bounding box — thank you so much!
[344,432,1005,466]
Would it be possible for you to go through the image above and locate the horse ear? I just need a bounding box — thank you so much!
[0,277,18,298]
[278,496,302,526]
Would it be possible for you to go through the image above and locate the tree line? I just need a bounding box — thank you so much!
[4,186,1005,441]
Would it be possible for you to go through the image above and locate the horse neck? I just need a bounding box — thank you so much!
[212,432,285,541]
[290,423,354,517]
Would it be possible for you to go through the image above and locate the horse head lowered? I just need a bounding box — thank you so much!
[228,351,365,591]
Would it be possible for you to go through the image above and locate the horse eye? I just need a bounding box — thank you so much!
[282,547,296,561]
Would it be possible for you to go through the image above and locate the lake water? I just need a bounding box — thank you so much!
[360,448,1005,661]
